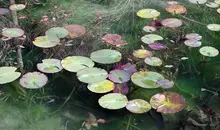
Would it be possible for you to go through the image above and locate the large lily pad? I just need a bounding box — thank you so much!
[126,99,151,114]
[0,8,10,15]
[0,67,21,84]
[207,24,220,31]
[90,49,122,64]
[61,56,94,72]
[141,34,163,45]
[144,57,163,66]
[150,92,186,114]
[2,28,24,38]
[77,67,108,83]
[162,18,183,28]
[217,8,220,13]
[98,93,128,110]
[64,24,86,39]
[184,40,202,47]
[166,5,186,14]
[137,9,160,18]
[87,80,114,93]
[37,59,63,73]
[133,49,153,59]
[108,69,130,83]
[19,72,48,89]
[199,46,219,57]
[9,4,26,11]
[32,35,60,48]
[46,27,69,39]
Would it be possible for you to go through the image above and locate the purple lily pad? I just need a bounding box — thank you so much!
[113,83,129,95]
[108,69,130,83]
[148,42,166,50]
[114,63,137,76]
[156,79,174,89]
[0,8,10,15]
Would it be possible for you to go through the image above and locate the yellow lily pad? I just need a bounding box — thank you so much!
[87,80,114,93]
[207,24,220,31]
[137,9,160,19]
[199,46,219,57]
[133,49,153,59]
[217,8,220,13]
[215,0,220,4]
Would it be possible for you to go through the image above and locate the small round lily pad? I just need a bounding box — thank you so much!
[87,80,114,93]
[217,8,220,13]
[166,5,187,14]
[150,92,186,114]
[61,56,94,72]
[90,49,122,64]
[2,28,24,38]
[77,67,108,84]
[188,0,207,4]
[141,34,163,45]
[98,93,128,110]
[33,35,60,48]
[156,79,174,89]
[126,99,151,114]
[184,40,202,47]
[148,42,166,50]
[9,4,26,11]
[137,9,160,19]
[46,27,69,39]
[108,69,130,83]
[199,46,219,57]
[162,18,183,28]
[207,24,220,31]
[102,34,127,46]
[185,33,202,40]
[143,26,157,32]
[37,59,63,73]
[64,24,86,39]
[0,67,21,84]
[133,49,153,59]
[113,83,129,95]
[19,72,48,89]
[144,57,163,66]
[0,8,10,15]
[206,2,219,8]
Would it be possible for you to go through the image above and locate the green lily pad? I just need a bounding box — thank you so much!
[0,67,21,84]
[77,67,108,83]
[126,99,151,114]
[199,46,219,57]
[37,59,63,73]
[90,49,122,64]
[9,4,26,11]
[188,0,207,4]
[32,35,60,48]
[46,27,69,39]
[2,28,24,38]
[19,72,48,89]
[98,93,128,110]
[144,57,163,66]
[61,56,95,72]
[87,80,114,93]
[141,34,163,45]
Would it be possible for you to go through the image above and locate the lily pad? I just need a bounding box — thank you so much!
[215,0,220,4]
[184,40,202,47]
[0,67,21,84]
[61,56,94,72]
[207,24,220,31]
[87,80,114,93]
[102,34,127,46]
[188,0,207,4]
[0,8,10,15]
[9,4,26,11]
[217,8,220,13]
[46,27,69,39]
[156,79,174,89]
[98,93,128,110]
[133,49,153,59]
[114,63,137,76]
[185,33,202,40]
[2,28,24,38]
[150,92,186,114]
[166,5,187,14]
[126,99,151,114]
[64,24,86,39]
[108,69,130,83]
[90,49,122,64]
[161,18,183,28]
[206,2,219,8]
[19,72,48,89]
[32,35,60,48]
[113,83,129,95]
[77,67,108,83]
[148,42,167,50]
[141,34,163,45]
[37,59,63,73]
[137,9,160,19]
[144,57,163,66]
[143,26,157,32]
[199,46,219,57]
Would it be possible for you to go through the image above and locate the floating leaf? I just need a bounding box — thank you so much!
[0,67,21,84]
[143,26,157,32]
[108,69,130,83]
[61,56,94,72]
[188,0,207,4]
[113,83,129,95]
[32,35,60,48]
[144,57,163,66]
[184,40,202,47]
[64,24,86,39]
[156,79,174,89]
[46,27,69,38]
[166,5,186,14]
[150,92,186,114]
[215,0,220,4]
[90,49,122,64]
[217,8,220,13]
[102,34,127,46]
[167,1,179,5]
[114,63,137,76]
[77,67,108,83]
[0,8,10,15]
[137,9,160,18]
[206,2,219,8]
[133,49,153,59]
[161,18,183,28]
[37,59,63,73]
[19,72,48,89]
[148,42,167,50]
[2,28,24,38]
[87,80,114,93]
[207,24,220,31]
[141,34,163,45]
[126,99,151,114]
[9,4,26,11]
[199,46,219,57]
[185,33,202,40]
[98,93,128,110]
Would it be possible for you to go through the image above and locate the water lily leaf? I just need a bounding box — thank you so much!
[185,33,202,41]
[113,83,129,95]
[143,26,157,32]
[133,49,153,59]
[126,99,151,114]
[37,59,63,73]
[102,34,127,46]
[162,18,183,28]
[77,67,108,83]
[9,4,26,11]
[108,69,130,83]
[188,0,207,4]
[90,49,122,64]
[167,1,179,5]
[215,0,220,4]
[199,46,219,57]
[156,79,174,89]
[98,93,128,110]
[0,67,21,84]
[166,4,186,14]
[148,42,166,50]
[0,8,10,15]
[114,63,137,76]
[19,72,48,89]
[217,8,220,13]
[32,35,60,48]
[137,9,160,18]
[46,27,69,38]
[207,24,220,31]
[144,57,163,66]
[184,40,202,47]
[64,24,86,39]
[87,80,114,93]
[150,92,186,114]
[61,56,94,72]
[141,34,163,45]
[206,2,219,8]
[2,28,24,38]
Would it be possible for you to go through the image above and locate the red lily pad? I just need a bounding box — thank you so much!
[108,69,130,83]
[148,42,166,50]
[102,34,127,46]
[64,24,86,39]
[0,8,10,15]
[162,18,183,28]
[113,83,129,95]
[114,63,137,76]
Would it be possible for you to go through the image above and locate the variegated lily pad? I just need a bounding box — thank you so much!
[207,24,220,31]
[0,67,21,84]
[61,56,94,72]
[33,35,60,48]
[64,24,86,39]
[137,9,160,18]
[141,34,163,45]
[37,59,63,73]
[166,4,187,14]
[90,49,122,64]
[206,2,219,8]
[150,92,186,114]
[199,46,219,57]
[108,69,130,83]
[19,72,48,89]
[162,18,183,28]
[77,67,108,83]
[143,26,157,32]
[126,99,151,114]
[144,57,163,66]
[98,93,128,110]
[156,79,174,89]
[188,0,207,4]
[0,8,10,15]
[184,40,202,47]
[185,33,202,40]
[87,80,114,93]
[9,4,26,11]
[133,49,153,59]
[2,28,24,38]
[46,27,69,38]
